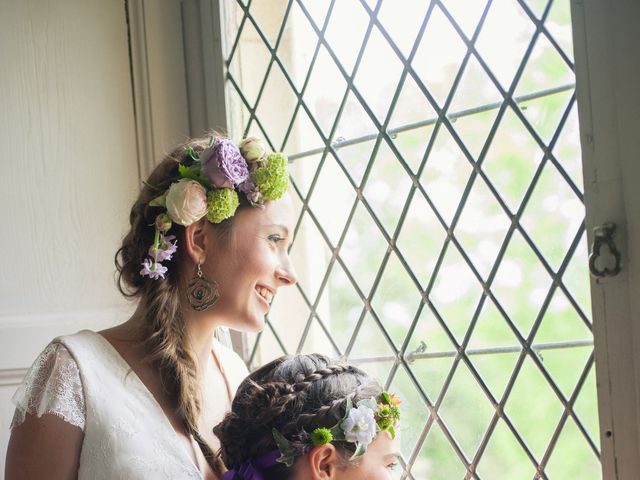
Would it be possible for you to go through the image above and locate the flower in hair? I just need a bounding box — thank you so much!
[140,258,168,280]
[310,428,333,446]
[155,213,172,232]
[239,137,267,163]
[254,153,289,201]
[140,136,289,279]
[238,180,265,208]
[271,391,402,466]
[202,138,249,188]
[165,179,208,226]
[207,188,240,224]
[387,392,401,407]
[342,403,377,446]
[149,234,177,262]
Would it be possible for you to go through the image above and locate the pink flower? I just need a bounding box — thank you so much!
[201,138,249,188]
[238,180,265,207]
[239,137,267,162]
[140,258,168,280]
[155,213,172,233]
[165,179,208,226]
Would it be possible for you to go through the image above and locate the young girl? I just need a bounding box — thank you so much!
[214,354,402,480]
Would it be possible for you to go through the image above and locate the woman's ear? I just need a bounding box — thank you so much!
[183,218,209,264]
[307,444,339,480]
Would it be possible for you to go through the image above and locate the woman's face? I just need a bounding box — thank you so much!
[202,194,298,331]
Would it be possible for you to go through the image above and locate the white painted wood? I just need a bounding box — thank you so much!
[127,0,192,179]
[0,307,134,373]
[180,0,229,136]
[571,0,640,478]
[0,0,138,472]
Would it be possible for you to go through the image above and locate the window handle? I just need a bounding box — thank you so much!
[588,223,622,277]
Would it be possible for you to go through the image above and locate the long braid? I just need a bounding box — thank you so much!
[116,138,227,475]
[136,254,224,474]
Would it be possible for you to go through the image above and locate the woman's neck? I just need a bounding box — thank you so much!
[182,309,220,373]
[122,302,222,377]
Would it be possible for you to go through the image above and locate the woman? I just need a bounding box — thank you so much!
[5,135,297,479]
[214,354,402,480]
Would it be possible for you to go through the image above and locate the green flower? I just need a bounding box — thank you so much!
[254,152,289,201]
[378,405,392,418]
[375,398,400,435]
[206,188,239,224]
[310,427,334,446]
[390,405,400,421]
[377,418,393,431]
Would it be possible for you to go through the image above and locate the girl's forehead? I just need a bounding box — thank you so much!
[369,429,401,454]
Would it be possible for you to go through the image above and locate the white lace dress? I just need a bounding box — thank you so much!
[11,329,248,479]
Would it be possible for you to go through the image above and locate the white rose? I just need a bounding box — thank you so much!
[165,179,208,226]
[239,137,267,163]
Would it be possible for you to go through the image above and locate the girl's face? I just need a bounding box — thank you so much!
[202,194,298,331]
[336,431,402,480]
[294,430,402,480]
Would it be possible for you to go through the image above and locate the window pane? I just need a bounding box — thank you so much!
[222,0,599,477]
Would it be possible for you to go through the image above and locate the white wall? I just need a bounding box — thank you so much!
[0,0,139,472]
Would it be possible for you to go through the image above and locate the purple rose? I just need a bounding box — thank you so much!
[201,138,249,188]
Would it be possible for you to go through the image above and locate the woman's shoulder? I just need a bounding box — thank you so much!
[11,338,86,430]
[54,328,102,349]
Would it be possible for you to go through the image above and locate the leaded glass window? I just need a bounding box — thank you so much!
[221,1,598,477]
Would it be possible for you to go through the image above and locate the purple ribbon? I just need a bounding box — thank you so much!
[223,450,281,480]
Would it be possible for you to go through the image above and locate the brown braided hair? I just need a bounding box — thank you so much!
[115,136,240,475]
[213,354,382,479]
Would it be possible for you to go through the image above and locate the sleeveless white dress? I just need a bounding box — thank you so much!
[11,329,248,479]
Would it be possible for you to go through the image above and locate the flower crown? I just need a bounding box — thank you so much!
[273,391,401,467]
[140,136,289,279]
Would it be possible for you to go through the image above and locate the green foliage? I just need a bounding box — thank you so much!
[178,163,209,187]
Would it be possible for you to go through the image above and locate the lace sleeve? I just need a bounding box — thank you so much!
[10,342,86,430]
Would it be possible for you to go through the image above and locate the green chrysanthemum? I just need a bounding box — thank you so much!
[310,427,333,446]
[254,152,289,201]
[377,418,393,431]
[207,188,239,224]
[389,405,400,421]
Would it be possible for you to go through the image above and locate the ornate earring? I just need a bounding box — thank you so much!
[186,263,219,311]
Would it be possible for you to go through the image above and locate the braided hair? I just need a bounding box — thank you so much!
[115,136,238,475]
[213,354,382,479]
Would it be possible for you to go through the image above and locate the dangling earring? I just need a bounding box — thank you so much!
[186,263,219,311]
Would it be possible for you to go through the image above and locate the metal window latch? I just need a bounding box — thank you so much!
[588,223,622,278]
[406,341,427,364]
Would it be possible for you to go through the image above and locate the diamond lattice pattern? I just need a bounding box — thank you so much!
[221,0,599,478]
